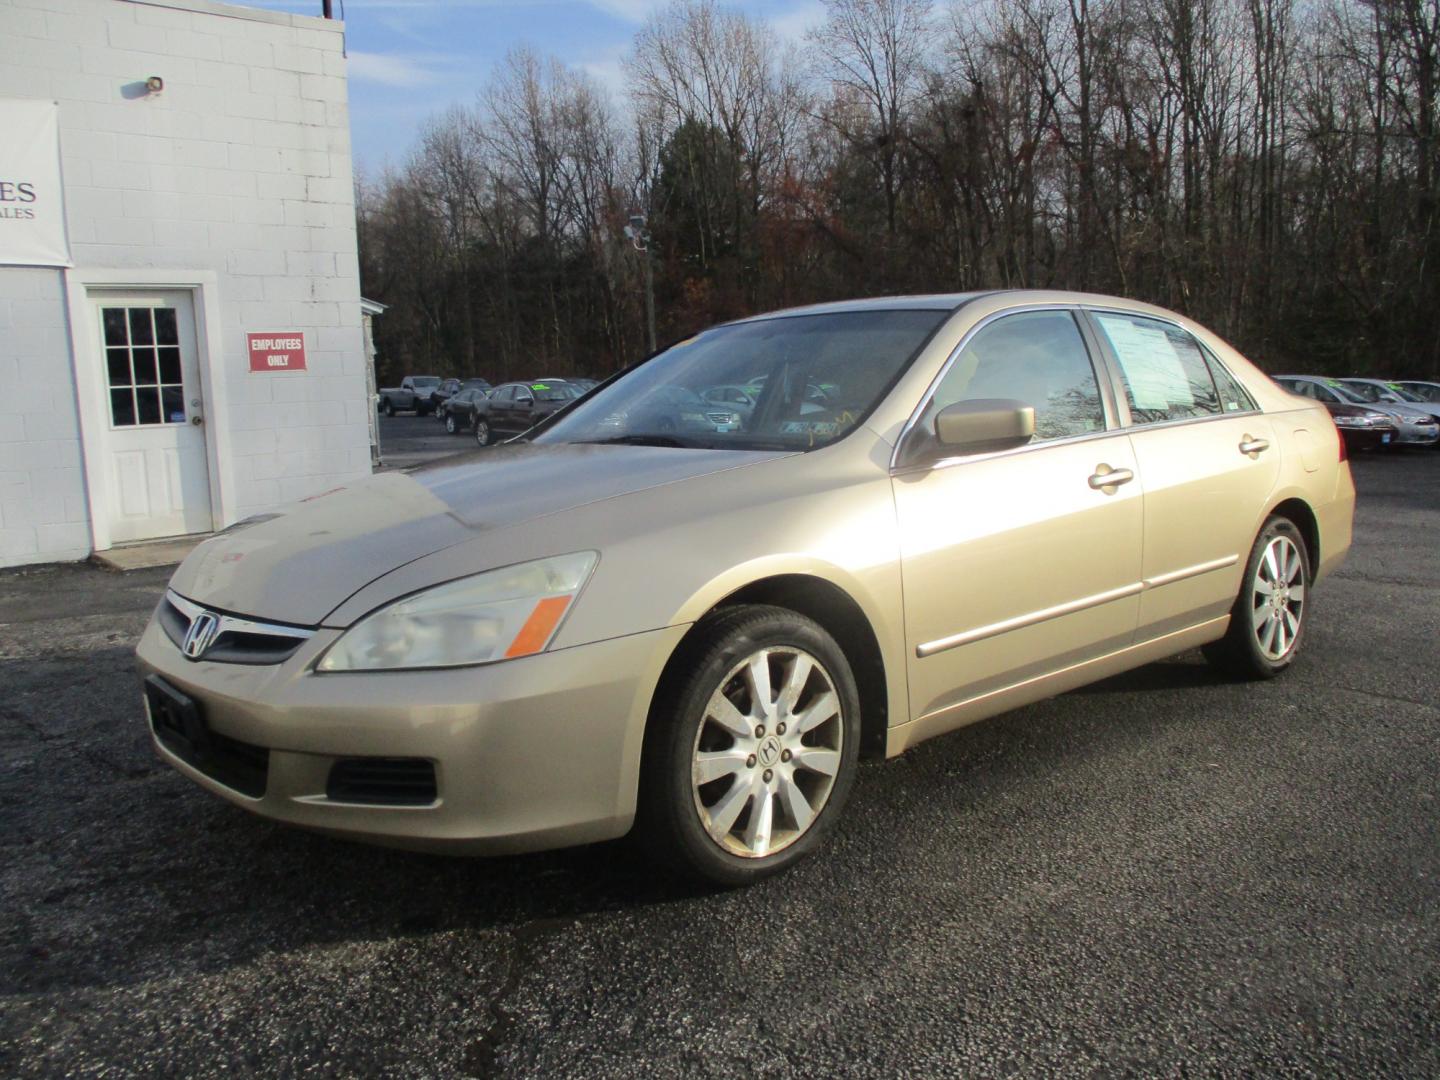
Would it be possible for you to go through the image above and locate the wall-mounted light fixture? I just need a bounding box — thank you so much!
[145,75,164,93]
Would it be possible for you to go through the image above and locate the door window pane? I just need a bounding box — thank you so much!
[132,347,158,386]
[107,348,132,387]
[154,307,179,345]
[157,346,182,384]
[1093,313,1221,423]
[162,386,186,423]
[103,308,129,346]
[128,308,155,346]
[135,387,162,425]
[914,310,1105,454]
[111,388,136,426]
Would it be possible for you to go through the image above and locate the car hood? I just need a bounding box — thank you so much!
[1374,402,1439,422]
[168,442,789,625]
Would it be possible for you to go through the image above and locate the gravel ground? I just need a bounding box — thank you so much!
[1,450,1437,1077]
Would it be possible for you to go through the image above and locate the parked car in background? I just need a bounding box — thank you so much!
[1274,375,1440,447]
[702,384,760,423]
[140,290,1354,886]
[596,385,740,437]
[567,378,600,392]
[1272,377,1397,452]
[430,377,491,415]
[1395,380,1440,403]
[471,380,584,446]
[1339,378,1440,426]
[378,375,441,417]
[439,387,491,435]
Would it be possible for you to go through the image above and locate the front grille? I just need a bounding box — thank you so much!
[327,758,438,806]
[159,591,313,665]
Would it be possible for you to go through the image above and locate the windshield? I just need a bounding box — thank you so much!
[1384,384,1423,402]
[1322,380,1366,404]
[525,383,579,402]
[533,309,948,451]
[1341,381,1386,402]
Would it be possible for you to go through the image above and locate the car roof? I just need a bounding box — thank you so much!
[719,289,1210,326]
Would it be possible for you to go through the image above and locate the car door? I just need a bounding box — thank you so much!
[891,308,1143,728]
[451,389,474,423]
[483,385,513,432]
[1084,309,1280,641]
[506,385,537,435]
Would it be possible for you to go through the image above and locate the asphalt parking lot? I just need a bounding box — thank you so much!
[2,447,1437,1077]
[378,411,472,468]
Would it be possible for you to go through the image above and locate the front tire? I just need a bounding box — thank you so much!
[638,604,860,887]
[474,418,491,446]
[445,413,457,435]
[1203,516,1310,679]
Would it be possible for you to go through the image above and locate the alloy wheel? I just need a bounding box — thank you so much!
[1251,534,1305,660]
[690,647,844,859]
[475,420,490,446]
[445,414,456,434]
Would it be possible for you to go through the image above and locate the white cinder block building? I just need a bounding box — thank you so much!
[0,0,371,568]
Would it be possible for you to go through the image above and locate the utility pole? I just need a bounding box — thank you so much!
[625,213,657,354]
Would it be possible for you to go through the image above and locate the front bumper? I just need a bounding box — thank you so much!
[1337,426,1394,451]
[1394,420,1439,445]
[137,614,688,854]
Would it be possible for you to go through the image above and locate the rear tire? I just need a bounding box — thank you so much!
[637,604,861,888]
[383,399,395,417]
[445,413,457,435]
[474,419,491,446]
[1203,516,1310,680]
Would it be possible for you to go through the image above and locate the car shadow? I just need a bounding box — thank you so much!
[0,641,1244,1000]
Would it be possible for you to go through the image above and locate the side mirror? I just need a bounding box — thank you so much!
[933,398,1036,455]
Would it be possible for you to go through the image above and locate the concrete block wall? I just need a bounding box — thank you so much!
[0,0,370,567]
[0,268,91,563]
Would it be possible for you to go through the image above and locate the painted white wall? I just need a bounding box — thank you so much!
[0,0,370,568]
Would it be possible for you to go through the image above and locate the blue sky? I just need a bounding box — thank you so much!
[250,1,828,172]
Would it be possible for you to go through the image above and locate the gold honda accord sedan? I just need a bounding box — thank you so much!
[138,291,1354,886]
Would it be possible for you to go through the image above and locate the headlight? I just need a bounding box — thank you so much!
[317,551,597,672]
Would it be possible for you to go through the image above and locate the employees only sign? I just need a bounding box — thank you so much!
[247,332,307,372]
[0,99,71,267]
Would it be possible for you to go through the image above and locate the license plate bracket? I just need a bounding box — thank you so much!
[144,674,210,762]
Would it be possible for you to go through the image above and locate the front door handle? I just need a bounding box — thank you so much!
[1239,436,1270,456]
[1088,464,1134,492]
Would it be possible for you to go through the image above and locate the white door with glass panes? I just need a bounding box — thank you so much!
[94,291,213,543]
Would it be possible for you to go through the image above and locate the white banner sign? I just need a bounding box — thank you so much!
[0,99,70,267]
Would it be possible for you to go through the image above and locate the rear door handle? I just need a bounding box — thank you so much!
[1239,436,1270,455]
[1088,465,1134,492]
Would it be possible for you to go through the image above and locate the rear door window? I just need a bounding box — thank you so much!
[1091,313,1221,424]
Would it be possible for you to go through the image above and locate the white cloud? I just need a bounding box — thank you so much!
[583,0,668,22]
[346,50,450,87]
[769,0,826,44]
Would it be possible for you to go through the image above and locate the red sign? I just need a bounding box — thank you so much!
[247,331,307,372]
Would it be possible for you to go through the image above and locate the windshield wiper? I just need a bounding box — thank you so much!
[577,434,691,448]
